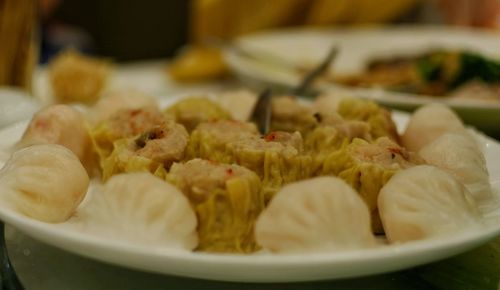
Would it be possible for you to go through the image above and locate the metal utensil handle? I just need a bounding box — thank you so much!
[291,46,338,96]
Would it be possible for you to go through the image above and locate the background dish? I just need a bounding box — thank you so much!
[224,26,500,135]
[0,101,498,282]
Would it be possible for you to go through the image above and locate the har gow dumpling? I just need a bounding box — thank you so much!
[419,133,492,201]
[0,144,89,223]
[79,173,198,249]
[378,165,481,243]
[17,104,93,171]
[255,177,376,253]
[402,103,465,152]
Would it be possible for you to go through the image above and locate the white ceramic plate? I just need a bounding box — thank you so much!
[0,106,499,282]
[224,26,500,134]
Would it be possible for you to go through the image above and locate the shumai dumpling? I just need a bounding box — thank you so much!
[402,103,466,152]
[0,144,89,223]
[88,89,159,125]
[378,165,481,243]
[101,121,188,180]
[79,173,198,249]
[322,137,422,233]
[164,97,231,132]
[270,96,317,135]
[17,104,94,172]
[167,159,263,253]
[90,107,168,159]
[336,98,399,142]
[255,177,376,253]
[419,133,491,202]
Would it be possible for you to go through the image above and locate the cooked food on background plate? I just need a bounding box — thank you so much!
[334,50,500,101]
[0,88,494,255]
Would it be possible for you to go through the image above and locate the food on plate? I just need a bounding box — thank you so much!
[87,89,159,125]
[270,96,317,135]
[0,89,493,255]
[419,133,491,201]
[167,159,263,253]
[215,89,258,121]
[336,50,500,99]
[188,119,312,202]
[164,97,231,132]
[17,104,94,172]
[336,98,399,142]
[378,165,481,243]
[311,92,353,115]
[101,121,188,180]
[401,103,465,152]
[0,144,89,223]
[322,137,422,233]
[255,177,376,253]
[90,107,168,159]
[49,49,111,104]
[79,172,198,249]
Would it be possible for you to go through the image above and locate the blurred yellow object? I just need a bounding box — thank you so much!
[175,0,418,83]
[49,49,111,104]
[168,46,229,82]
[191,0,418,41]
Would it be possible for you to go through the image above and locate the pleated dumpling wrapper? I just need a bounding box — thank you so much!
[255,177,376,253]
[378,165,481,243]
[402,103,466,152]
[0,144,89,223]
[79,173,198,250]
[17,104,94,172]
[419,133,492,202]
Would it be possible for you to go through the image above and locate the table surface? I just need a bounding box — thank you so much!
[3,61,500,290]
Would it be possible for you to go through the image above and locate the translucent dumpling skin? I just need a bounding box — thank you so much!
[78,172,198,249]
[378,165,481,243]
[419,133,492,202]
[255,177,376,253]
[167,159,263,253]
[322,137,422,233]
[0,144,89,223]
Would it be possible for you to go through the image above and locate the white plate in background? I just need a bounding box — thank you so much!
[225,26,500,134]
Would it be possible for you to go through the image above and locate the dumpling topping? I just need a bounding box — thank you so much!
[419,133,491,201]
[402,103,466,152]
[167,159,263,253]
[255,177,376,253]
[378,165,481,243]
[78,173,197,249]
[0,144,89,223]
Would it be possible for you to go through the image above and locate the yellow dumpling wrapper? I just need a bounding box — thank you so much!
[167,159,263,253]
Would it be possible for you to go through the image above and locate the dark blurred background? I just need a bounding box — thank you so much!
[41,0,189,62]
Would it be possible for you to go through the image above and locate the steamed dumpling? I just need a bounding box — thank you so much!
[79,173,197,249]
[378,165,481,243]
[255,177,376,253]
[402,103,466,152]
[419,133,491,201]
[0,144,89,223]
[87,89,159,125]
[17,104,93,171]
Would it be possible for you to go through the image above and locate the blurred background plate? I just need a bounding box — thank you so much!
[224,25,500,136]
